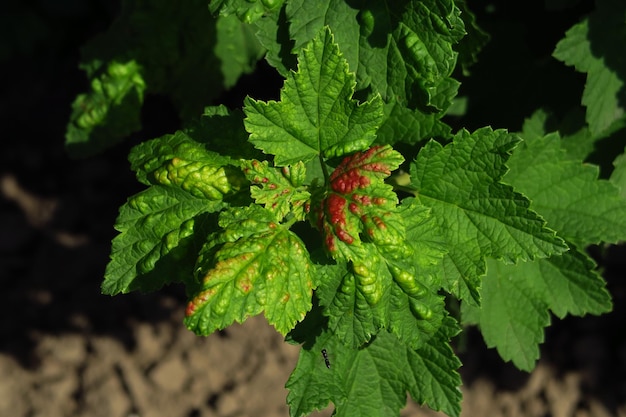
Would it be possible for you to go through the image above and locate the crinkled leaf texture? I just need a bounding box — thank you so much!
[409,127,568,303]
[185,206,315,336]
[103,185,226,294]
[286,313,462,417]
[244,27,383,166]
[130,130,248,201]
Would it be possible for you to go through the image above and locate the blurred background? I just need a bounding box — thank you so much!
[1,1,625,416]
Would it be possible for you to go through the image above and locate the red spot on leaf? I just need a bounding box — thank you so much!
[185,289,215,316]
[353,194,371,205]
[373,197,386,205]
[373,216,386,229]
[327,194,347,226]
[336,227,354,244]
[268,183,277,189]
[185,302,196,317]
[324,224,336,252]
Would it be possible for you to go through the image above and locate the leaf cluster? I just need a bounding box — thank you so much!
[72,1,626,416]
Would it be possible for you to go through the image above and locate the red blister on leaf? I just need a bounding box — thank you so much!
[315,145,404,258]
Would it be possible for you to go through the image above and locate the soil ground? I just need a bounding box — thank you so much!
[2,2,626,416]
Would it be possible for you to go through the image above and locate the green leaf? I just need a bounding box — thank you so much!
[103,185,225,295]
[210,0,285,24]
[242,160,310,221]
[521,109,597,162]
[65,60,145,157]
[466,250,611,371]
[553,0,626,136]
[453,0,490,74]
[610,147,626,199]
[195,105,264,160]
[409,128,568,303]
[185,206,315,336]
[286,317,462,417]
[505,131,626,246]
[215,14,267,87]
[244,27,383,165]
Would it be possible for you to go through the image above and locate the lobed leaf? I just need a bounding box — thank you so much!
[315,196,447,349]
[465,249,611,371]
[505,131,626,246]
[244,27,383,165]
[315,145,404,259]
[274,0,464,145]
[409,127,568,303]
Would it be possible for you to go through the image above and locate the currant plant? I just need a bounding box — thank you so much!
[68,0,626,416]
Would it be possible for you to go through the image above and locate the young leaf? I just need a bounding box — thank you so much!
[103,186,226,295]
[504,131,626,246]
[244,27,383,165]
[185,206,315,336]
[409,128,568,303]
[553,0,626,136]
[242,160,310,221]
[286,317,462,417]
[465,249,612,371]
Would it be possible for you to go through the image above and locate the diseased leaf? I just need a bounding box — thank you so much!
[244,27,383,165]
[315,186,446,349]
[242,160,310,221]
[130,130,248,201]
[315,145,404,259]
[103,186,226,295]
[409,127,568,303]
[185,206,315,336]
